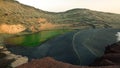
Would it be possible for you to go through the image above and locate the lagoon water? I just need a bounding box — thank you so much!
[5,30,71,47]
[6,29,120,65]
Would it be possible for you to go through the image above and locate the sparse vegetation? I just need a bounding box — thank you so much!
[0,0,120,33]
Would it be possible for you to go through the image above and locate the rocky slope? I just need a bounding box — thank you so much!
[0,0,120,33]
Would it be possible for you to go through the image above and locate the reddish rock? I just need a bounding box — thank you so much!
[105,42,120,53]
[91,42,120,66]
[16,57,120,68]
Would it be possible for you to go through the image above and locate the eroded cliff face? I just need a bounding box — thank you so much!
[37,18,71,30]
[0,24,26,34]
[37,18,58,30]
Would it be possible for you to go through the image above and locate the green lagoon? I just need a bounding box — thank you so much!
[5,30,73,47]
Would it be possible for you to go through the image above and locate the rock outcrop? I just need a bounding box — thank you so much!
[0,46,28,68]
[91,42,120,66]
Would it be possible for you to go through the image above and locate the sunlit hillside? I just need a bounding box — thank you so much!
[0,0,120,33]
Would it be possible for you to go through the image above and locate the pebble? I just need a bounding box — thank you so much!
[0,46,4,49]
[2,51,11,54]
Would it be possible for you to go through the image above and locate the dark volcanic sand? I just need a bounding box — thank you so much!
[17,42,120,68]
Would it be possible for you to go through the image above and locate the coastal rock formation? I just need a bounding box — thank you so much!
[0,46,28,68]
[91,42,120,66]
